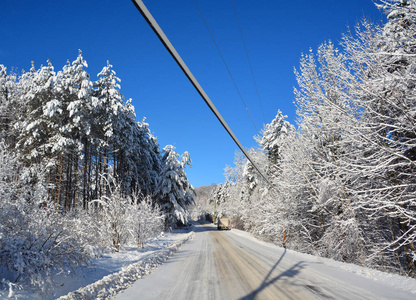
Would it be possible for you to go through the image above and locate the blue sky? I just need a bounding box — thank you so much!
[0,0,384,187]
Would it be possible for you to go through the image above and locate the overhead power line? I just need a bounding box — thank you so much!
[231,0,266,124]
[130,0,271,185]
[193,0,258,133]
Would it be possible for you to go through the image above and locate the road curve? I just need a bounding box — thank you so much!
[113,223,414,300]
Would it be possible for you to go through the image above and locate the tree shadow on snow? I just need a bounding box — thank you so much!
[239,248,306,300]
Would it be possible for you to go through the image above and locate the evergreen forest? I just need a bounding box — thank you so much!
[0,51,194,289]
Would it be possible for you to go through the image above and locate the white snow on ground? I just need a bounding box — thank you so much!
[2,225,416,299]
[231,228,416,295]
[0,229,194,300]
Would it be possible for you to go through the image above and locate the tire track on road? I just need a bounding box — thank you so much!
[211,230,316,299]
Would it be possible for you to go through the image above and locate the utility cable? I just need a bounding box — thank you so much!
[193,0,258,133]
[130,0,271,186]
[231,0,266,124]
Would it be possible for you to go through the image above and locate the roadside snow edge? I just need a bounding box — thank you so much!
[58,231,194,300]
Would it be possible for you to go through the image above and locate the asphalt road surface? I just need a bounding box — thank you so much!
[113,223,414,300]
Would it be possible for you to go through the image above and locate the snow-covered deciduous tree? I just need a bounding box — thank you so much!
[291,41,368,260]
[209,180,234,219]
[208,0,416,277]
[339,0,416,275]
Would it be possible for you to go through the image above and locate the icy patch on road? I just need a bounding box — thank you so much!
[230,228,416,294]
[57,231,194,300]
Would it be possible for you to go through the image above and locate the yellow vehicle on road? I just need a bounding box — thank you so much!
[217,217,231,230]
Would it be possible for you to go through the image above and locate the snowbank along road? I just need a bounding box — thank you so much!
[114,223,415,299]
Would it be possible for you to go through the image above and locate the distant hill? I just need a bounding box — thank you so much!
[193,184,218,206]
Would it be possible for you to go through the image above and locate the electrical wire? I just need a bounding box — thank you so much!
[193,0,259,133]
[130,0,271,186]
[231,0,266,124]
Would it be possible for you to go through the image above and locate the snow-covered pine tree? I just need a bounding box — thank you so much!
[250,113,295,247]
[50,50,97,209]
[259,110,293,167]
[112,100,143,194]
[94,60,125,198]
[94,61,163,196]
[0,64,18,146]
[69,50,95,209]
[155,145,195,228]
[15,60,57,166]
[134,118,163,195]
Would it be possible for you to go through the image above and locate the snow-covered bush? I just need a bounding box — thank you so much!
[318,214,367,263]
[0,201,91,291]
[90,176,132,252]
[130,194,164,248]
[91,175,164,251]
[0,143,91,292]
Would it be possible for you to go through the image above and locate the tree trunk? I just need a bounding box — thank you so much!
[95,151,101,200]
[398,219,414,277]
[88,148,93,203]
[64,154,72,211]
[73,155,78,208]
[55,154,64,206]
[387,216,403,273]
[83,138,88,209]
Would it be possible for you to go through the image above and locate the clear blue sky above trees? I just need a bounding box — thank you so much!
[0,0,384,187]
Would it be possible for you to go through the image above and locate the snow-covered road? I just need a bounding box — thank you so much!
[113,223,415,299]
